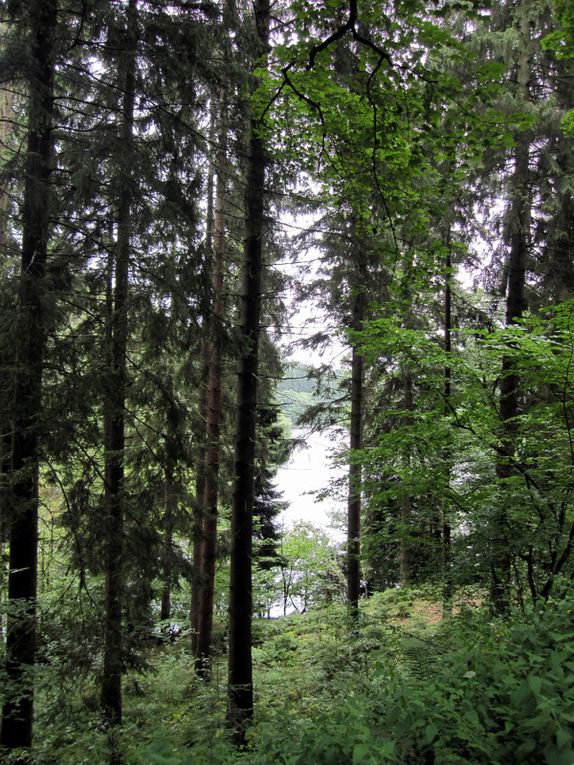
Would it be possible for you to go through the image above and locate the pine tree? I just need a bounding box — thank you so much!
[1,0,57,753]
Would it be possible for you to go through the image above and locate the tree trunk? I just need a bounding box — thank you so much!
[191,388,207,654]
[227,0,269,744]
[195,103,227,678]
[399,371,414,587]
[347,285,364,622]
[442,229,453,614]
[0,80,13,258]
[491,7,531,616]
[100,0,137,729]
[191,105,216,653]
[0,44,15,642]
[160,467,176,622]
[0,0,56,754]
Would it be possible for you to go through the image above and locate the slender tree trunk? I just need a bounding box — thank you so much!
[0,61,15,641]
[191,388,207,654]
[491,8,531,616]
[442,230,453,614]
[399,371,414,586]
[191,106,216,653]
[160,467,175,622]
[101,0,137,730]
[190,541,201,648]
[0,81,13,258]
[399,495,412,585]
[0,0,56,755]
[195,104,227,677]
[347,284,364,622]
[227,0,269,744]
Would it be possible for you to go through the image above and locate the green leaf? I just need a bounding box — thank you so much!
[352,742,370,764]
[423,724,439,745]
[464,708,480,727]
[528,675,543,697]
[561,110,574,137]
[557,727,572,750]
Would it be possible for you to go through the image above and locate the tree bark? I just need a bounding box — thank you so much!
[442,229,453,614]
[195,102,227,678]
[347,279,364,622]
[227,0,269,744]
[190,154,213,652]
[100,0,137,729]
[0,80,14,258]
[160,466,176,622]
[0,0,57,755]
[0,37,15,641]
[491,6,531,616]
[399,371,414,587]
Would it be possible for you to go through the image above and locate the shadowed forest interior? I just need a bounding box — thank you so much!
[1,0,574,762]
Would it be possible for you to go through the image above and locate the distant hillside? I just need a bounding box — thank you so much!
[276,362,319,426]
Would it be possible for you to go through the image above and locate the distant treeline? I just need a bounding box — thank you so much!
[277,362,319,425]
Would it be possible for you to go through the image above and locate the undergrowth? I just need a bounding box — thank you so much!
[27,585,574,764]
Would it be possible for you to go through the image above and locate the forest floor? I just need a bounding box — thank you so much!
[120,586,448,763]
[33,584,574,765]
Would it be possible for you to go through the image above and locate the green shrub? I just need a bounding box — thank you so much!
[373,591,574,764]
[23,587,574,765]
[246,588,574,765]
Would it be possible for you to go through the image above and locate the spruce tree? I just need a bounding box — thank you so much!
[227,0,270,742]
[1,0,57,753]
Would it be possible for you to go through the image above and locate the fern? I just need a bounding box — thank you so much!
[400,636,439,681]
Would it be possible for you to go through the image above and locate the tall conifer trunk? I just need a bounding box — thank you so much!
[160,461,176,622]
[195,103,227,677]
[0,81,13,258]
[0,0,57,754]
[442,230,453,614]
[0,36,15,641]
[347,265,364,621]
[191,104,216,653]
[491,5,531,615]
[399,371,414,586]
[101,0,137,729]
[227,0,269,743]
[161,398,181,623]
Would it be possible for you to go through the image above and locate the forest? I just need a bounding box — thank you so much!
[1,0,574,762]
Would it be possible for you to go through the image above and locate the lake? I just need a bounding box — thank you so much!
[275,427,346,542]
